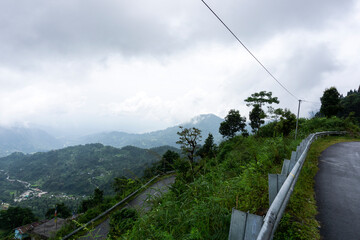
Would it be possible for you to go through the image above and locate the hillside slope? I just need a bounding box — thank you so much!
[0,144,179,196]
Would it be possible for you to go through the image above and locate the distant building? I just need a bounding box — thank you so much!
[14,221,44,240]
[1,202,10,210]
[14,218,66,240]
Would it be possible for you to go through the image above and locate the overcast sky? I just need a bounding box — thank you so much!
[1,0,359,136]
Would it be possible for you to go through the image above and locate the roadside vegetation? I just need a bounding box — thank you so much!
[1,86,359,240]
[115,86,360,239]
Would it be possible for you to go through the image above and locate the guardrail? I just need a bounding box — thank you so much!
[228,131,346,240]
[62,172,175,240]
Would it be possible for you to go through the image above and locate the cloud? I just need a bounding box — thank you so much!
[0,0,359,136]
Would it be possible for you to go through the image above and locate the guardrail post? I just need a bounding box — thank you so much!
[281,160,290,176]
[289,152,297,171]
[268,174,287,206]
[228,208,263,240]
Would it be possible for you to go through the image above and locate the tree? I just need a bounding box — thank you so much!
[161,150,180,172]
[249,104,266,134]
[93,188,104,205]
[0,207,37,230]
[245,91,280,134]
[320,87,341,117]
[339,86,360,123]
[113,177,136,196]
[244,91,279,107]
[176,126,202,163]
[197,133,217,158]
[275,108,297,136]
[45,203,71,219]
[219,109,247,138]
[79,188,105,213]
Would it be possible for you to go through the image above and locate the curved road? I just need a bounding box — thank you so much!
[315,141,360,240]
[81,176,176,239]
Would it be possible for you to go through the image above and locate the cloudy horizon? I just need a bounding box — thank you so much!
[1,0,359,136]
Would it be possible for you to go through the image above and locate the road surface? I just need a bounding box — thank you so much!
[81,175,176,239]
[315,141,360,240]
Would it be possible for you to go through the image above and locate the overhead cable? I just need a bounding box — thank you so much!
[200,0,299,101]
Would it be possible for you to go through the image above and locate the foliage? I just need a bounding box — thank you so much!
[45,202,71,219]
[245,91,279,134]
[79,188,104,213]
[0,206,37,230]
[219,109,247,138]
[244,91,280,107]
[13,195,82,218]
[113,177,138,197]
[108,208,139,239]
[122,135,300,239]
[320,87,341,117]
[197,133,217,159]
[258,108,297,137]
[338,86,360,123]
[249,104,266,134]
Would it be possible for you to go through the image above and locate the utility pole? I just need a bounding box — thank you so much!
[295,100,302,140]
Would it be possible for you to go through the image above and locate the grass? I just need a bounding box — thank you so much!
[121,136,301,239]
[274,135,360,239]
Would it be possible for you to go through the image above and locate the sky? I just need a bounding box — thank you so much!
[1,0,359,136]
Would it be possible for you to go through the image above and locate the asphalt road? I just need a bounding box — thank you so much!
[80,175,176,240]
[315,141,360,240]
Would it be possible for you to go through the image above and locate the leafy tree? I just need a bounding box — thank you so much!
[244,91,279,107]
[320,87,341,117]
[338,86,360,123]
[0,207,37,230]
[45,202,71,219]
[176,126,202,163]
[161,150,180,172]
[249,104,266,134]
[176,126,202,182]
[245,91,280,134]
[219,109,247,138]
[275,108,297,136]
[197,133,217,158]
[93,188,104,205]
[79,188,105,213]
[113,177,136,196]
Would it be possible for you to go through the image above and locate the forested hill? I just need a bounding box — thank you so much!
[73,114,224,148]
[0,144,179,196]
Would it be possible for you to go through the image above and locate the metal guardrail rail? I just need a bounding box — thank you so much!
[257,131,346,240]
[228,131,346,240]
[62,172,175,240]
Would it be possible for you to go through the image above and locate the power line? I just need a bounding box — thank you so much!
[200,0,299,101]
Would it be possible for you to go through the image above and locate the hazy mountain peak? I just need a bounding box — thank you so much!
[186,113,221,125]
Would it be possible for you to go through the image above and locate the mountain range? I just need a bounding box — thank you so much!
[0,114,224,156]
[72,113,223,149]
